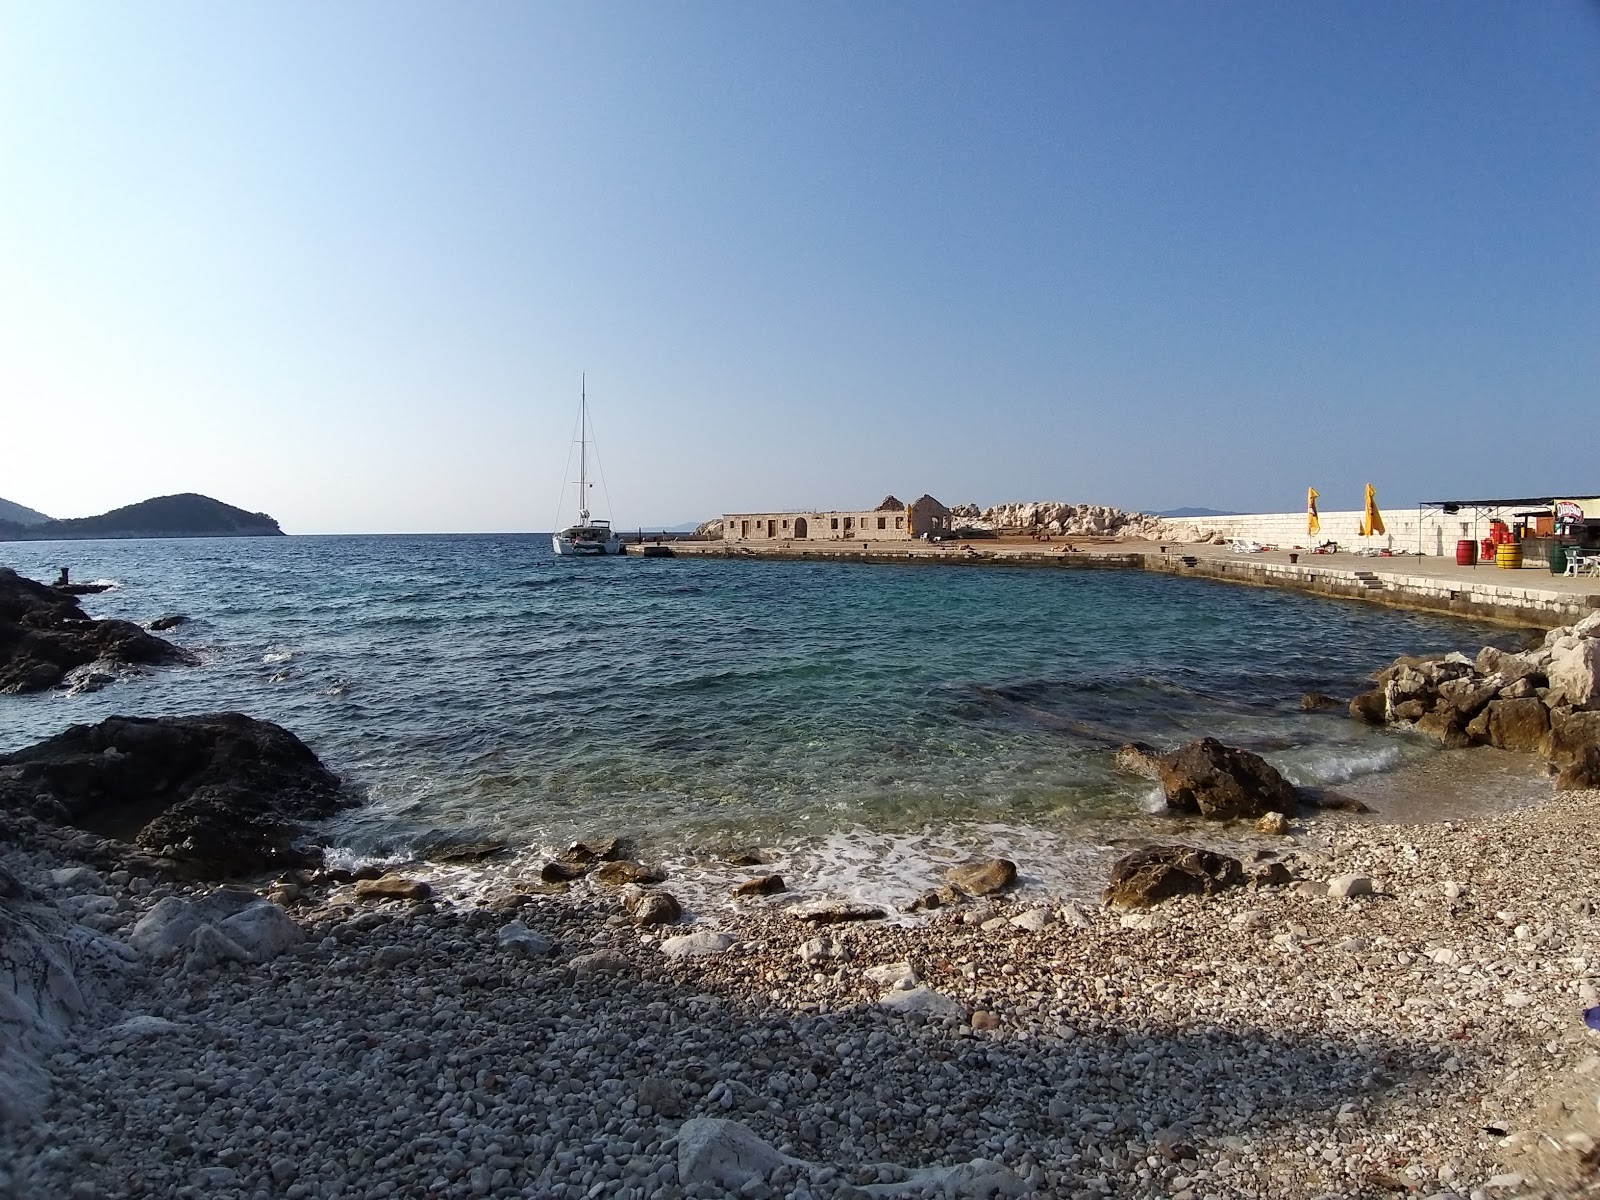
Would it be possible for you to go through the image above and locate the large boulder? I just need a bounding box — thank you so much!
[0,567,191,693]
[0,713,345,877]
[1549,639,1600,711]
[1103,845,1244,908]
[1481,697,1551,754]
[1155,738,1299,819]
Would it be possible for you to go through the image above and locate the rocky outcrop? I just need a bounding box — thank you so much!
[950,500,1173,540]
[1353,616,1600,788]
[0,567,191,693]
[1155,738,1300,820]
[0,713,345,878]
[0,492,283,541]
[1103,845,1244,908]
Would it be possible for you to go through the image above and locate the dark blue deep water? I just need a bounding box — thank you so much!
[1,535,1510,866]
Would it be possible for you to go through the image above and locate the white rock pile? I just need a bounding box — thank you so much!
[947,503,1172,540]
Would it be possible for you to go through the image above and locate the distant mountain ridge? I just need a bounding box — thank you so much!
[0,493,284,541]
[0,497,52,526]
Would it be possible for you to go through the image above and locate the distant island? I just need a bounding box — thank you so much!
[0,497,52,526]
[0,493,285,541]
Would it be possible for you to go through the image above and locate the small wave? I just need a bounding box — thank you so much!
[1283,742,1407,787]
[261,649,294,665]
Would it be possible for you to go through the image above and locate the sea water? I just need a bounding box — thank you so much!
[0,535,1525,899]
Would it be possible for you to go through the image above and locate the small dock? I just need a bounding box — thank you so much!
[628,538,1600,629]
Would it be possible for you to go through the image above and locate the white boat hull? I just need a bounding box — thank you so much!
[552,533,623,556]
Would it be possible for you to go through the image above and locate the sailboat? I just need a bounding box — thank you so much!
[552,377,623,557]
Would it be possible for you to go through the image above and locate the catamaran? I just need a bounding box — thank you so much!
[552,377,623,557]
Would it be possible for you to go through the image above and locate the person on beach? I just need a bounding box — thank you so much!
[53,566,69,587]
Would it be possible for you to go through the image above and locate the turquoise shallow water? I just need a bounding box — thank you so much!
[1,535,1515,865]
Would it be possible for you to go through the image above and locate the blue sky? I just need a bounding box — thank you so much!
[2,2,1595,533]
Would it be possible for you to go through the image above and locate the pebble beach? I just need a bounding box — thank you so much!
[6,785,1600,1200]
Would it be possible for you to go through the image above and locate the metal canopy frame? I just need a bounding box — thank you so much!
[1416,495,1583,559]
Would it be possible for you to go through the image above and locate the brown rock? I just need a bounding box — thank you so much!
[1348,690,1388,725]
[540,859,590,883]
[1102,845,1244,909]
[1250,862,1293,887]
[901,885,965,914]
[1541,707,1600,766]
[1155,738,1299,820]
[565,837,628,863]
[1255,811,1289,835]
[1310,793,1373,814]
[1484,697,1551,754]
[624,889,681,927]
[732,874,786,898]
[794,901,887,924]
[1464,707,1492,743]
[1414,709,1471,748]
[1391,699,1426,721]
[1555,745,1600,791]
[354,875,431,901]
[1435,676,1500,721]
[590,860,667,887]
[1113,741,1161,780]
[970,1011,1000,1030]
[945,857,1017,896]
[1299,693,1342,712]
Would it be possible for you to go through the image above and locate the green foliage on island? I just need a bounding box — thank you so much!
[0,493,285,541]
[0,497,52,526]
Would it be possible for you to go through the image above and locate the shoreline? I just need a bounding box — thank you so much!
[5,786,1600,1198]
[636,538,1600,631]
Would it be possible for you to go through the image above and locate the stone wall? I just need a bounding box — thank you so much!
[720,510,914,541]
[1160,507,1507,556]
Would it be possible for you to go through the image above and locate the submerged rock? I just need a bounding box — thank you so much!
[589,860,667,887]
[1103,845,1244,908]
[1155,738,1299,819]
[731,874,786,898]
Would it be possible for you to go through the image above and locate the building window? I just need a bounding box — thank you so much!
[877,516,886,529]
[895,516,903,529]
[831,518,839,530]
[783,519,789,530]
[844,517,853,529]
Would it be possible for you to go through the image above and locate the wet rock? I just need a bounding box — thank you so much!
[1113,741,1161,779]
[0,567,192,694]
[1103,845,1244,908]
[622,888,681,927]
[353,876,432,902]
[793,900,888,924]
[147,614,188,632]
[731,874,785,898]
[589,860,666,887]
[1250,861,1293,887]
[1555,745,1600,791]
[1299,692,1342,711]
[413,835,507,863]
[1155,738,1299,819]
[1255,811,1289,835]
[539,859,590,883]
[564,837,628,863]
[1309,793,1373,813]
[901,884,964,913]
[0,713,344,879]
[1348,689,1388,725]
[945,857,1017,896]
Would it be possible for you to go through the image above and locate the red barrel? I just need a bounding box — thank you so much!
[1456,539,1477,566]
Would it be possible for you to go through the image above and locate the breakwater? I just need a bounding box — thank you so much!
[638,540,1600,629]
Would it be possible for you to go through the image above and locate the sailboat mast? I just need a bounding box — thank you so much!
[578,374,589,523]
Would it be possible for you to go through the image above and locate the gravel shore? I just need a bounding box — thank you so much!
[5,789,1600,1200]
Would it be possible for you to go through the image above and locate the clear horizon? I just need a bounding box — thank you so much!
[3,3,1596,535]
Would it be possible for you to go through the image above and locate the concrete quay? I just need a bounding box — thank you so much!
[628,538,1600,629]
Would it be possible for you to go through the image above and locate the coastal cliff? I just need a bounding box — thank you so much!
[0,493,284,541]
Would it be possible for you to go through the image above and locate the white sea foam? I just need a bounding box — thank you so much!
[260,649,294,665]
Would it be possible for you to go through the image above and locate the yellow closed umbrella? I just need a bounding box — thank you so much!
[1360,483,1385,537]
[1307,488,1321,537]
